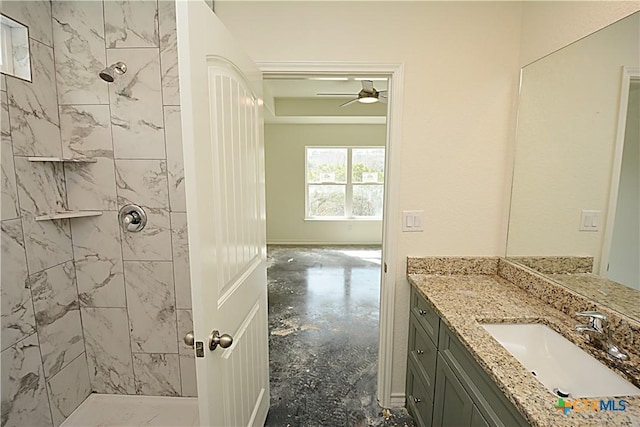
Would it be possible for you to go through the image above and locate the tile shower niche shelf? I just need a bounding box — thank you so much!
[27,157,98,163]
[36,211,103,221]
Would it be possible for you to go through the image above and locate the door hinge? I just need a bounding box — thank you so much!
[384,262,388,273]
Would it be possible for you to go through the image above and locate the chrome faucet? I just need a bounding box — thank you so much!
[575,311,628,361]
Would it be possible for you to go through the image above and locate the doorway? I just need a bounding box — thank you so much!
[601,68,640,290]
[259,63,405,412]
[265,246,395,425]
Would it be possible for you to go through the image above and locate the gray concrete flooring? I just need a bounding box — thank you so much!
[265,246,415,427]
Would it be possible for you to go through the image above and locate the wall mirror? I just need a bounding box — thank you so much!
[0,13,31,81]
[506,11,639,322]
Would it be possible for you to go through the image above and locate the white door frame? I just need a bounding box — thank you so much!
[257,61,404,408]
[600,66,640,276]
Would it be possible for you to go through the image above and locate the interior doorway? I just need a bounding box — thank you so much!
[601,68,640,290]
[259,62,405,411]
[265,246,409,425]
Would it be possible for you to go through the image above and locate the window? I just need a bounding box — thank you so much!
[306,147,385,219]
[0,14,31,81]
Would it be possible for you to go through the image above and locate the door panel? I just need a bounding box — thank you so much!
[433,354,473,427]
[176,1,269,425]
[210,66,262,301]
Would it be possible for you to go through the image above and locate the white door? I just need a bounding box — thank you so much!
[176,2,270,426]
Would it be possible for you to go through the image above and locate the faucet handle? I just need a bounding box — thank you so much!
[576,311,608,332]
[576,311,607,319]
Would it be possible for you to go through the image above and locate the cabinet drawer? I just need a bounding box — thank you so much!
[406,358,434,427]
[438,323,530,427]
[408,313,437,395]
[410,288,440,345]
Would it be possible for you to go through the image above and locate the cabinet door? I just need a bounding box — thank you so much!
[438,323,530,427]
[471,404,490,427]
[433,354,474,427]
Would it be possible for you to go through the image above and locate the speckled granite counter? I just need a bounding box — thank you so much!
[546,273,640,321]
[407,261,640,427]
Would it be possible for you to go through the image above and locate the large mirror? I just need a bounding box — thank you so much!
[507,11,640,322]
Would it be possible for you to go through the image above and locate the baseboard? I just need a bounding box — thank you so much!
[389,393,406,408]
[266,240,382,246]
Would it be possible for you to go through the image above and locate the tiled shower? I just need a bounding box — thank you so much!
[1,1,203,425]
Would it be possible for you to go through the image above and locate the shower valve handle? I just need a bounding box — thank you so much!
[118,204,147,233]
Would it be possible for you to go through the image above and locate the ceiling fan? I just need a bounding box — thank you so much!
[317,80,388,107]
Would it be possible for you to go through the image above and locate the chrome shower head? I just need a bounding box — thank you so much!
[99,61,127,83]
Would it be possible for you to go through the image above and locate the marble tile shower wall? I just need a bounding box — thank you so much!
[1,1,194,426]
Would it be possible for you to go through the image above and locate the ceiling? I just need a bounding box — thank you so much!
[263,77,389,124]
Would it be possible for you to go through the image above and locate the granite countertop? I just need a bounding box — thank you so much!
[408,273,640,427]
[546,273,640,321]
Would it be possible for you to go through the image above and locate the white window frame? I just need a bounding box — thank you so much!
[0,19,15,75]
[305,146,384,220]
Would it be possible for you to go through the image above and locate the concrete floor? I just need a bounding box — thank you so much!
[264,246,415,427]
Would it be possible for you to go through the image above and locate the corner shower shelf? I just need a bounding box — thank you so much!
[35,211,102,221]
[27,157,97,163]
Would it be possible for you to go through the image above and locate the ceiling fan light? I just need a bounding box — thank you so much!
[358,96,378,104]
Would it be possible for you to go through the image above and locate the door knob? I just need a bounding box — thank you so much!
[184,331,194,348]
[209,330,233,351]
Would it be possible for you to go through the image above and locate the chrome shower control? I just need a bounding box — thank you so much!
[118,204,147,232]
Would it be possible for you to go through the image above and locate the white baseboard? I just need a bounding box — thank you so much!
[266,240,382,246]
[389,393,406,408]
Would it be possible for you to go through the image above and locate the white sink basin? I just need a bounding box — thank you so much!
[482,323,640,398]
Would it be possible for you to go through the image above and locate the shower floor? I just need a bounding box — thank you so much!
[60,394,199,427]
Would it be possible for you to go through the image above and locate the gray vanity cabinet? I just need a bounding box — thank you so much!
[406,288,530,427]
[471,405,491,427]
[406,289,439,426]
[407,358,435,426]
[432,353,481,426]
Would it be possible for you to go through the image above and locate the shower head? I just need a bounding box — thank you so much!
[99,61,127,83]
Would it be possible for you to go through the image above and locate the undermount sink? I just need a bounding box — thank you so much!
[481,323,640,398]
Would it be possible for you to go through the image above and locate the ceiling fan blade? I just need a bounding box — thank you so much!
[340,98,360,107]
[361,80,374,93]
[317,93,357,96]
[379,90,388,96]
[378,96,388,104]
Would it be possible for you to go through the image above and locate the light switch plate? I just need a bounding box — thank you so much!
[579,210,601,232]
[402,210,424,232]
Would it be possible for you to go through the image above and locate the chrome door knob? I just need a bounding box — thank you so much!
[184,331,195,348]
[209,330,233,351]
